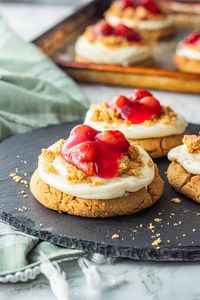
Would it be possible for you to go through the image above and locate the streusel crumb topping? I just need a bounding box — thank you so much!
[105,1,166,21]
[84,26,147,48]
[40,139,65,174]
[119,145,144,176]
[183,135,200,154]
[40,140,145,183]
[90,102,177,126]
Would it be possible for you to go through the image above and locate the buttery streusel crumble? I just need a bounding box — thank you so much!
[105,1,166,21]
[183,134,200,154]
[90,102,177,126]
[40,140,145,183]
[84,26,148,48]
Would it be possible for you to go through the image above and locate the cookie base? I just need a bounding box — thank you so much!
[75,53,153,67]
[167,161,200,203]
[174,55,200,74]
[30,166,164,218]
[138,25,175,39]
[129,133,185,158]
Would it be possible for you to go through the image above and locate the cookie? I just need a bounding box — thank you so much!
[75,53,153,67]
[174,55,200,74]
[139,25,175,39]
[30,165,164,218]
[167,161,200,203]
[129,132,185,158]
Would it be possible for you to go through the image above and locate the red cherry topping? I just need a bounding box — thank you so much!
[92,20,141,43]
[96,130,130,152]
[93,20,114,37]
[130,88,152,101]
[181,32,200,47]
[141,0,161,14]
[62,141,98,176]
[122,0,137,9]
[114,24,141,42]
[63,124,99,150]
[140,96,163,115]
[61,125,130,178]
[110,89,163,124]
[111,95,130,109]
[121,0,161,14]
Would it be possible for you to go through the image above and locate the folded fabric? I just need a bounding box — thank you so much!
[0,222,84,281]
[0,16,89,141]
[0,15,89,279]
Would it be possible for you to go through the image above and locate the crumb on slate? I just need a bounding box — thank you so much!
[152,238,161,247]
[171,197,182,204]
[112,233,120,240]
[154,218,162,223]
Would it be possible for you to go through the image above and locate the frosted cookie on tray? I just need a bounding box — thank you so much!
[74,20,153,66]
[174,32,200,74]
[167,134,200,203]
[161,0,200,26]
[84,89,188,158]
[30,124,164,218]
[105,0,175,39]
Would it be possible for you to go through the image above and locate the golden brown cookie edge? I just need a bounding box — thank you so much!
[30,165,164,218]
[174,55,200,74]
[129,132,185,158]
[167,161,200,203]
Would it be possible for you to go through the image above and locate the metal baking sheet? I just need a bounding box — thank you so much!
[33,0,200,93]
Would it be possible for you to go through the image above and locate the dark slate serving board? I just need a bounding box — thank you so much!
[0,122,200,261]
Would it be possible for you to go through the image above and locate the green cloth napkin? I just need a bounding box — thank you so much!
[0,222,84,279]
[0,16,89,141]
[0,16,88,278]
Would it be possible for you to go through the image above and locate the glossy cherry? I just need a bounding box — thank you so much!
[122,0,137,9]
[140,96,163,115]
[141,0,161,14]
[61,125,130,179]
[114,24,141,42]
[182,32,200,46]
[96,130,130,152]
[121,0,161,14]
[130,88,152,101]
[63,124,99,150]
[93,20,114,37]
[110,89,163,124]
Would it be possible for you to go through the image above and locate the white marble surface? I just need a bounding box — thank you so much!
[0,2,200,300]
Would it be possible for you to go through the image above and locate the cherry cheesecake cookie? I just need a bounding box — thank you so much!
[174,32,200,74]
[105,0,174,39]
[84,89,188,158]
[30,125,164,218]
[74,20,153,66]
[161,0,200,26]
[167,134,200,203]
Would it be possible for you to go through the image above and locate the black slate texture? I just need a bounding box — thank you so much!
[0,122,200,261]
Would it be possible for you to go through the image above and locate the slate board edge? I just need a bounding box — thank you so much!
[1,209,200,262]
[1,121,200,262]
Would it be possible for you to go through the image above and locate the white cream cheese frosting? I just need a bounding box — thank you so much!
[106,15,173,30]
[75,36,151,66]
[84,108,187,139]
[38,144,155,200]
[168,144,200,175]
[176,45,200,61]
